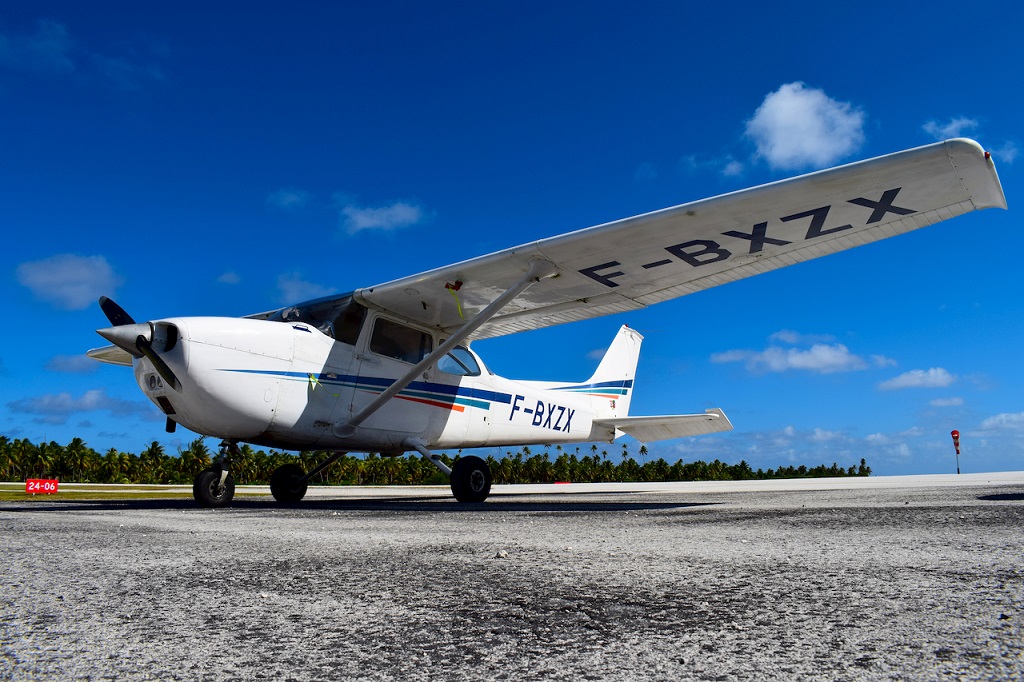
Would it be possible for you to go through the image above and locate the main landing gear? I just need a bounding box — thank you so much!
[449,455,492,503]
[263,446,494,506]
[270,463,308,503]
[405,440,492,503]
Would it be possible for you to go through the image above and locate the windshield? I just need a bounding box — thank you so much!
[270,293,367,345]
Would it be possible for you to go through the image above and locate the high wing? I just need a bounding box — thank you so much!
[354,138,1005,340]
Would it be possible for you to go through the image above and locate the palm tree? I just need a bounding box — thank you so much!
[100,448,126,483]
[234,444,257,483]
[30,441,57,479]
[0,436,17,480]
[178,438,211,481]
[64,437,91,482]
[139,441,167,483]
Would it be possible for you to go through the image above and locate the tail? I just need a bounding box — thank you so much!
[580,327,734,444]
[582,325,643,419]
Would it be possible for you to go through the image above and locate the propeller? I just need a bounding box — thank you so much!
[95,297,182,392]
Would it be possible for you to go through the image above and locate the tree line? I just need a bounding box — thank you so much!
[0,435,871,486]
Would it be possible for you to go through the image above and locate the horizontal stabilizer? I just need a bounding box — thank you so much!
[593,408,733,442]
[86,345,134,367]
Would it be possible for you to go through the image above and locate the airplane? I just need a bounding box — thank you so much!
[87,138,1006,508]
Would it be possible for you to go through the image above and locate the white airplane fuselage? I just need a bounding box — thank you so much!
[135,315,630,453]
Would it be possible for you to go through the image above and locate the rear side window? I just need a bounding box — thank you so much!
[370,318,433,364]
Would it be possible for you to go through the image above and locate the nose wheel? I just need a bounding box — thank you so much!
[193,467,235,507]
[192,440,239,507]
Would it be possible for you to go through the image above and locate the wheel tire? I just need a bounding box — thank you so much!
[270,463,308,504]
[450,456,492,503]
[193,467,235,508]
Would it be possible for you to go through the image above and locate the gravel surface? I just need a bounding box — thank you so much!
[2,481,1022,681]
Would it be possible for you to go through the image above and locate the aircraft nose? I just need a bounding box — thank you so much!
[96,323,152,358]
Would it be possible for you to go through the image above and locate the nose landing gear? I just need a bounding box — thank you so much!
[192,440,239,508]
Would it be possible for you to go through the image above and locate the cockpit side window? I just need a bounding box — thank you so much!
[437,346,481,376]
[370,317,433,364]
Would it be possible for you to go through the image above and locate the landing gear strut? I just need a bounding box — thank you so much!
[193,440,238,507]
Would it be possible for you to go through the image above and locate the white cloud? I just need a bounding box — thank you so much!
[0,19,75,74]
[769,330,834,345]
[0,20,163,89]
[930,397,964,407]
[276,271,333,304]
[89,53,164,91]
[810,428,841,442]
[217,271,241,285]
[16,254,122,310]
[337,199,425,235]
[712,342,867,374]
[922,117,979,140]
[885,443,913,460]
[721,159,744,177]
[267,188,311,210]
[745,82,865,170]
[678,154,746,179]
[633,162,657,182]
[7,388,148,424]
[978,412,1024,432]
[45,355,98,373]
[992,141,1018,164]
[878,368,956,391]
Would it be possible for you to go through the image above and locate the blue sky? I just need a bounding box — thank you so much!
[2,1,1021,475]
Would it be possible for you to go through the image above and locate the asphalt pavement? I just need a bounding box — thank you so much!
[2,475,1022,680]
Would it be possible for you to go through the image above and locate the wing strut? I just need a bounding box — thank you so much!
[333,259,558,438]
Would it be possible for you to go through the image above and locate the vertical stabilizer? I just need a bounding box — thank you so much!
[584,325,643,418]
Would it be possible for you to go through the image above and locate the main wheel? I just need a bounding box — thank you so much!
[193,467,235,508]
[270,463,308,503]
[450,456,492,503]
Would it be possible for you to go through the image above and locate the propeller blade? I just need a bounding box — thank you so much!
[135,334,182,392]
[99,296,136,327]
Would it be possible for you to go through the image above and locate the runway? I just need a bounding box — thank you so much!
[2,474,1023,680]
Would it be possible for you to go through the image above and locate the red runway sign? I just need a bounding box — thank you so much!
[26,479,59,494]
